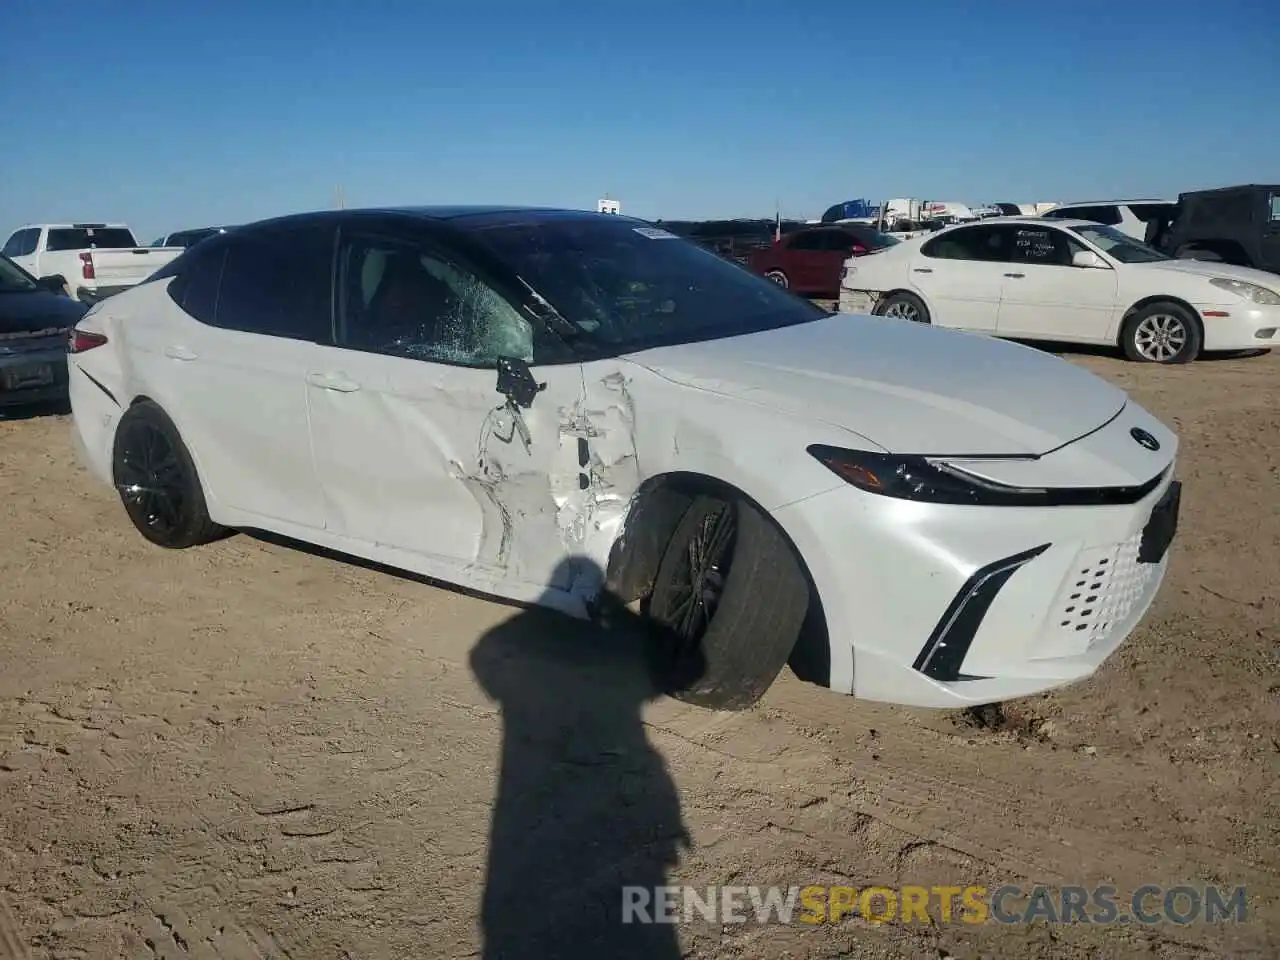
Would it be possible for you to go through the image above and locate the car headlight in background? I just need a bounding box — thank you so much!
[806,445,1167,507]
[1209,278,1280,305]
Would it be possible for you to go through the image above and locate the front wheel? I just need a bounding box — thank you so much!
[647,496,810,710]
[1120,302,1203,364]
[763,269,789,289]
[873,291,931,324]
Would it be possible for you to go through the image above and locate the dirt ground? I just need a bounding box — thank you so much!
[1,347,1277,959]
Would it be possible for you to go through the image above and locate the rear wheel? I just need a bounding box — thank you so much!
[763,268,789,288]
[647,495,810,710]
[1120,302,1203,364]
[112,401,226,548]
[874,291,931,324]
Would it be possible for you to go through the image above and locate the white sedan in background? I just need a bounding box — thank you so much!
[839,217,1280,363]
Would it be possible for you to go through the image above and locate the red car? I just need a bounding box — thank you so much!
[747,224,899,296]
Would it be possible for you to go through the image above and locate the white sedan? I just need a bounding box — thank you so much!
[68,207,1180,711]
[838,217,1280,363]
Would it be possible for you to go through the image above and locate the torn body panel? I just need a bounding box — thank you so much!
[466,364,643,611]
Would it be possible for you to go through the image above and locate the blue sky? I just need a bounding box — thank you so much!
[2,0,1276,240]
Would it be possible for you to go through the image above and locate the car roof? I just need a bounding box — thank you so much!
[16,222,132,230]
[239,206,641,233]
[936,216,1104,230]
[1053,199,1173,207]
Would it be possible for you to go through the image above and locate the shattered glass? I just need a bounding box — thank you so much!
[348,241,534,365]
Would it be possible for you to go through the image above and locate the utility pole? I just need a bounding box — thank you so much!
[335,184,345,209]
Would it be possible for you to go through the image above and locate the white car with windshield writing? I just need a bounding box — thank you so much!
[68,207,1180,712]
[840,217,1279,363]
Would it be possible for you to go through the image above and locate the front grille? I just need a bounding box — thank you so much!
[1050,532,1158,650]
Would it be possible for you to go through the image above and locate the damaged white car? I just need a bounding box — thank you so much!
[68,207,1181,711]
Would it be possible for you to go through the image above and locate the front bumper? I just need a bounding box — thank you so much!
[0,345,69,408]
[838,287,880,314]
[1193,302,1280,351]
[775,431,1179,709]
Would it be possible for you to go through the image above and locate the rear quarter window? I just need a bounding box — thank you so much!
[46,227,139,251]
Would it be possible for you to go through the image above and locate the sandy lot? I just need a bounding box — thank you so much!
[1,348,1277,959]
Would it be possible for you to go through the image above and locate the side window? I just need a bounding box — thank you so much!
[789,231,831,251]
[1128,203,1176,224]
[833,230,871,252]
[1270,193,1280,223]
[169,245,227,323]
[336,233,533,367]
[1010,227,1080,267]
[921,226,1012,262]
[1060,205,1121,227]
[214,228,333,340]
[3,229,38,257]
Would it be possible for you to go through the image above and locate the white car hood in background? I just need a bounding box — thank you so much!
[623,314,1128,455]
[1133,258,1280,288]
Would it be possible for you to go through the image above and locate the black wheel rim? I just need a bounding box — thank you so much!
[662,504,737,651]
[116,420,186,537]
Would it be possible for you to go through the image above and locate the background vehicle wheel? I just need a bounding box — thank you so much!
[873,291,931,323]
[1120,302,1203,364]
[112,401,226,548]
[647,495,809,710]
[764,269,789,288]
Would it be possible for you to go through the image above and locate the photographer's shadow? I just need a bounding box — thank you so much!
[470,557,700,960]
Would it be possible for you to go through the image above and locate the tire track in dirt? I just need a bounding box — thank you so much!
[642,681,1276,957]
[0,895,32,960]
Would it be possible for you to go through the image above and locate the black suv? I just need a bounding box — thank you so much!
[1148,185,1280,274]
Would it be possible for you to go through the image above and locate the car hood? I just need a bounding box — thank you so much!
[622,313,1128,455]
[0,289,87,336]
[1133,258,1280,288]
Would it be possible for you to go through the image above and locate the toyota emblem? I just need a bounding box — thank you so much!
[1130,427,1160,451]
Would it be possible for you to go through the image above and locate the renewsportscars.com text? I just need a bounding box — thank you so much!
[622,884,1248,926]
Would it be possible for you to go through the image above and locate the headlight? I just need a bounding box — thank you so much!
[808,445,1046,505]
[1209,278,1280,305]
[807,445,1168,507]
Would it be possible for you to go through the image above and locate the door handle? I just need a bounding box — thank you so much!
[1004,272,1025,278]
[164,345,197,361]
[307,372,361,393]
[912,267,933,273]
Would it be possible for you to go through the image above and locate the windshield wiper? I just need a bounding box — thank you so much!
[516,275,582,340]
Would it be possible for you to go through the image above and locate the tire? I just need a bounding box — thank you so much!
[1120,301,1203,364]
[647,495,810,710]
[763,269,789,289]
[873,290,931,324]
[112,401,226,548]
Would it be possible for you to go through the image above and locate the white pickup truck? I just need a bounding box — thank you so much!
[2,223,182,303]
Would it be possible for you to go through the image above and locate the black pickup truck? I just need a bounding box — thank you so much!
[1146,184,1280,274]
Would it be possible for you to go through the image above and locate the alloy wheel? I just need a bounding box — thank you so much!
[661,503,737,651]
[883,300,921,322]
[1133,313,1187,362]
[115,420,187,538]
